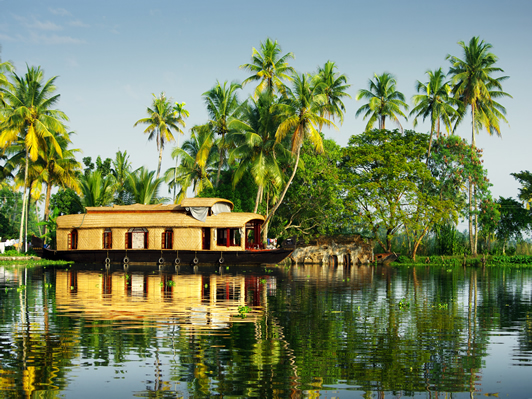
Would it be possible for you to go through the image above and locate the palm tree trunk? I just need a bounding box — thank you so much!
[262,145,301,238]
[469,106,476,255]
[253,185,262,214]
[215,134,225,188]
[156,143,163,180]
[426,125,434,165]
[43,181,52,238]
[18,152,29,253]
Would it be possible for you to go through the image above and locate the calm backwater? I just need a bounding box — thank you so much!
[1,263,531,398]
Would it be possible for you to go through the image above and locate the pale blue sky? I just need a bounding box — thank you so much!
[1,0,531,201]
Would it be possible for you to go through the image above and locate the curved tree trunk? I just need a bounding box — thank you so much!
[18,152,29,253]
[262,145,301,241]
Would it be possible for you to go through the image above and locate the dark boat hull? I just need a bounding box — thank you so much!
[34,245,293,266]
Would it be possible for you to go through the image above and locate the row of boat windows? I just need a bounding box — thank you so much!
[67,227,250,250]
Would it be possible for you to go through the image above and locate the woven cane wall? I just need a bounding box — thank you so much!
[113,228,128,249]
[149,228,165,249]
[78,228,102,250]
[57,229,68,250]
[174,228,202,250]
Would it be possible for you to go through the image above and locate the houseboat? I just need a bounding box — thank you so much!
[32,198,293,265]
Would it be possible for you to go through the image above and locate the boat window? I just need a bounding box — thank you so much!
[126,227,148,249]
[69,229,78,250]
[217,228,242,247]
[103,228,112,249]
[162,229,173,249]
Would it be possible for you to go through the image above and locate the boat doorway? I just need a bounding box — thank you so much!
[202,228,211,250]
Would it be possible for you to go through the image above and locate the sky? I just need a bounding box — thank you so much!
[1,0,531,203]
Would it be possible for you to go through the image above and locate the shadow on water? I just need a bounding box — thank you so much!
[0,262,531,397]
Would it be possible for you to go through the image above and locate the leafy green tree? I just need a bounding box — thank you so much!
[0,65,68,251]
[264,72,335,241]
[447,36,511,255]
[410,68,458,160]
[134,92,187,179]
[202,81,243,187]
[272,137,346,241]
[495,197,531,254]
[355,72,408,132]
[49,188,84,215]
[511,171,532,208]
[240,38,295,97]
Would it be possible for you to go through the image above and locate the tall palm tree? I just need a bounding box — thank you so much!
[0,65,68,252]
[447,36,511,255]
[410,68,459,160]
[230,92,285,213]
[167,125,217,202]
[447,36,511,147]
[128,167,164,205]
[202,81,243,187]
[313,61,351,125]
[33,132,81,236]
[134,93,187,180]
[263,72,336,235]
[240,38,295,97]
[355,72,408,131]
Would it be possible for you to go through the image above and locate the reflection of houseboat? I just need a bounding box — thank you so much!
[33,198,293,265]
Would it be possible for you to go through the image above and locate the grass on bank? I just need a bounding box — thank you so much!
[393,254,532,267]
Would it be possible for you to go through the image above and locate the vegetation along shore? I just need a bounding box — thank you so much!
[1,37,530,262]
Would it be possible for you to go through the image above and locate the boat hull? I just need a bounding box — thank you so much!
[34,245,293,266]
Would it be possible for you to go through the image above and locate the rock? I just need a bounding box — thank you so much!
[289,236,373,265]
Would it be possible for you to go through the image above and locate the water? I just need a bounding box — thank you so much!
[1,263,531,398]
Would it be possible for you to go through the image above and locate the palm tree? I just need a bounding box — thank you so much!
[134,93,187,179]
[447,36,511,255]
[0,65,68,252]
[230,92,285,213]
[263,72,336,237]
[0,51,14,107]
[313,61,351,125]
[112,150,133,205]
[355,72,408,131]
[202,81,243,187]
[33,132,81,236]
[240,38,295,97]
[167,125,217,202]
[128,167,164,205]
[410,68,459,160]
[79,170,115,208]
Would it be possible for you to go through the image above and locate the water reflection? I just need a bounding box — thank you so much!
[0,264,531,398]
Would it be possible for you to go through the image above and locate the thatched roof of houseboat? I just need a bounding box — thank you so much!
[84,198,234,214]
[56,211,263,230]
[180,198,233,210]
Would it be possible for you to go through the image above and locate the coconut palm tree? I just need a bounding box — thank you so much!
[112,150,133,205]
[263,72,336,236]
[202,81,244,187]
[240,38,295,97]
[0,65,68,252]
[313,61,351,125]
[0,52,14,107]
[230,92,286,213]
[447,36,511,255]
[355,72,408,131]
[167,125,217,202]
[128,167,164,205]
[33,132,81,236]
[410,68,459,160]
[134,93,187,180]
[447,36,511,147]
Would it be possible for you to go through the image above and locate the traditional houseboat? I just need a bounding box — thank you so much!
[33,198,293,265]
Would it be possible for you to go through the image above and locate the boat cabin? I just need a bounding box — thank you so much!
[55,198,265,252]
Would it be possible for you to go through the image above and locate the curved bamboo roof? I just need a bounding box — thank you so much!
[180,198,234,210]
[85,198,234,214]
